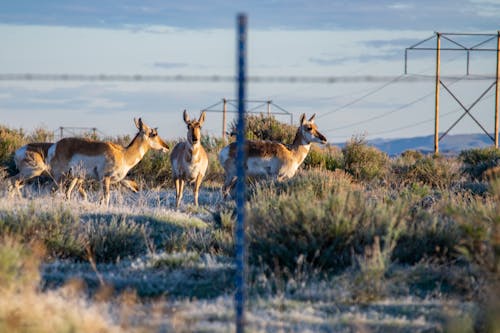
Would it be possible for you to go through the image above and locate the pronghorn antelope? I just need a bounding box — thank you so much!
[170,110,208,208]
[7,142,140,198]
[47,118,169,205]
[7,142,55,196]
[218,113,327,197]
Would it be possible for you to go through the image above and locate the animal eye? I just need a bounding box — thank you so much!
[306,126,312,131]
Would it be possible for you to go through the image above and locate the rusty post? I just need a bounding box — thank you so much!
[434,32,441,154]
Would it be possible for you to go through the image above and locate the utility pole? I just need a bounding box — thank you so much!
[406,32,499,153]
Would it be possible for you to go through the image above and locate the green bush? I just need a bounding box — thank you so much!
[0,206,149,262]
[342,136,389,181]
[0,126,26,173]
[246,168,468,273]
[26,127,55,143]
[229,114,296,143]
[246,170,406,272]
[392,154,461,189]
[460,147,500,180]
[129,150,172,188]
[303,144,343,171]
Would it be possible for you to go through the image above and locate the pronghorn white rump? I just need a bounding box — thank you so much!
[170,110,208,207]
[8,142,55,196]
[218,113,327,196]
[47,118,169,205]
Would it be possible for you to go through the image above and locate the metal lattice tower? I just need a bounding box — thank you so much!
[405,31,500,153]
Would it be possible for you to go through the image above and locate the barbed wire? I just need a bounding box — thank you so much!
[0,73,496,83]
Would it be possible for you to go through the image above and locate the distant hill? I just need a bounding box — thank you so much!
[334,133,496,156]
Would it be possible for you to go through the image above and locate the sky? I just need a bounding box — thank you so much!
[0,0,499,143]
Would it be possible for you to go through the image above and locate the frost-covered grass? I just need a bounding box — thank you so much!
[1,147,500,331]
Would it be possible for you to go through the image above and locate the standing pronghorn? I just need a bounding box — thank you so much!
[7,142,55,196]
[47,118,169,206]
[218,113,327,197]
[170,110,208,208]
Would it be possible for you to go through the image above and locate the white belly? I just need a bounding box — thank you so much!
[246,157,281,177]
[68,154,107,179]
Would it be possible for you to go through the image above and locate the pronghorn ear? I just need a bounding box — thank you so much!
[308,114,316,122]
[199,111,206,126]
[134,118,144,131]
[183,110,190,124]
[300,113,306,125]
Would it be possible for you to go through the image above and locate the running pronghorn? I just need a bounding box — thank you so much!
[7,142,55,196]
[47,118,169,205]
[7,142,139,198]
[218,113,327,197]
[170,110,208,208]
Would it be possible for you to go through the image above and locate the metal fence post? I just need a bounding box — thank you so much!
[434,32,441,154]
[235,13,247,333]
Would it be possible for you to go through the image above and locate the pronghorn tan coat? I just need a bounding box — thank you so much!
[218,113,327,196]
[47,118,169,205]
[7,142,138,197]
[170,110,208,207]
[8,142,54,195]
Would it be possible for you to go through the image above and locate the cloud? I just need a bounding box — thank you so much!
[468,0,500,17]
[387,3,415,10]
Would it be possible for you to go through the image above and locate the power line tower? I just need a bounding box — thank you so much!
[405,31,500,154]
[201,98,293,142]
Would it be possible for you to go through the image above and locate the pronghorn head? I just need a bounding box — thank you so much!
[183,110,206,146]
[299,113,327,145]
[134,118,169,152]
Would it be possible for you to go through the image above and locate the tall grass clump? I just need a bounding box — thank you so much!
[0,237,122,333]
[460,147,500,180]
[342,135,389,181]
[246,169,407,273]
[451,179,500,273]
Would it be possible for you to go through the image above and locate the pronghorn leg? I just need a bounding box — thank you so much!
[77,179,87,201]
[194,174,203,206]
[222,176,237,199]
[7,175,23,198]
[174,178,181,208]
[175,178,185,208]
[66,177,80,200]
[101,177,111,206]
[121,179,139,193]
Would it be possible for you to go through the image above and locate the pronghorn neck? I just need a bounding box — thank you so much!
[186,141,204,162]
[124,132,150,167]
[289,129,312,163]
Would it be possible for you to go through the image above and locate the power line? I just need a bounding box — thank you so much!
[316,74,406,119]
[324,90,434,133]
[323,75,468,134]
[339,89,496,138]
[0,73,494,84]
